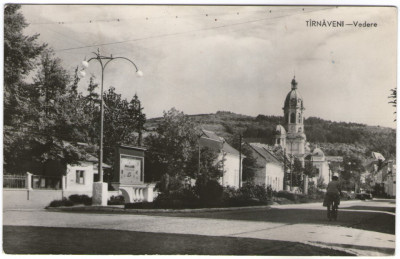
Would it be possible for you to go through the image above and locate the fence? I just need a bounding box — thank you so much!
[3,174,62,190]
[31,175,62,189]
[3,174,26,189]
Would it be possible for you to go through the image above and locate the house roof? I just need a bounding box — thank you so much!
[62,141,111,168]
[372,152,385,161]
[199,130,241,156]
[248,143,282,165]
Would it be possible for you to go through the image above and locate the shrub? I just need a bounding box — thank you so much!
[276,191,314,203]
[195,179,223,206]
[153,187,199,209]
[48,198,74,207]
[125,202,155,209]
[108,195,125,205]
[239,183,271,202]
[68,194,92,205]
[221,183,272,207]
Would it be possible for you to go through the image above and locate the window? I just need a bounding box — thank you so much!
[298,113,301,123]
[290,113,295,123]
[76,170,85,184]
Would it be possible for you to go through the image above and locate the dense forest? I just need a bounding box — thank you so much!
[146,111,396,160]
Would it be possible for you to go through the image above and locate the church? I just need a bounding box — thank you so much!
[274,77,333,187]
[247,77,333,192]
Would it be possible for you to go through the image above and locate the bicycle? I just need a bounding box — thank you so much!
[324,192,340,221]
[327,198,339,221]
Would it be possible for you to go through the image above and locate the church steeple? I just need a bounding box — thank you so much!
[291,76,297,90]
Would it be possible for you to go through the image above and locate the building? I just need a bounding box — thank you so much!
[272,77,338,188]
[368,152,396,197]
[64,153,111,195]
[199,130,243,188]
[246,143,285,191]
[275,77,307,162]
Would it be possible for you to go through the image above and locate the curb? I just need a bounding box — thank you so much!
[45,199,370,214]
[46,204,273,214]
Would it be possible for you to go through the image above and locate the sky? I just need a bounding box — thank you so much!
[19,4,397,128]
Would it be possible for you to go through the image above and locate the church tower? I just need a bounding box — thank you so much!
[283,77,306,159]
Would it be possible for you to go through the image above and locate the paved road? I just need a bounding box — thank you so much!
[3,199,395,255]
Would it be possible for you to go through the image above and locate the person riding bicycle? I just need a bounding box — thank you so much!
[323,173,341,221]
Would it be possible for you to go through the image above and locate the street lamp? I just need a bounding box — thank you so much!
[80,49,142,205]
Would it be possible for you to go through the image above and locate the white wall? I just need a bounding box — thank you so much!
[65,163,94,192]
[221,153,240,188]
[265,163,284,191]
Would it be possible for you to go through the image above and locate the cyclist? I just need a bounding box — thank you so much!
[323,173,341,221]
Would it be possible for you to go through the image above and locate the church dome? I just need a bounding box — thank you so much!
[275,124,286,135]
[312,147,325,157]
[284,77,304,109]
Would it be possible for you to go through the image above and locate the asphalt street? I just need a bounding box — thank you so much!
[3,199,396,255]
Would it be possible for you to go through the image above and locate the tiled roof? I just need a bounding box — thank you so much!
[248,143,282,165]
[199,130,241,156]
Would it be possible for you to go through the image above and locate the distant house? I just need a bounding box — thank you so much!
[199,130,243,188]
[367,152,396,197]
[30,141,111,194]
[246,143,284,191]
[64,153,111,195]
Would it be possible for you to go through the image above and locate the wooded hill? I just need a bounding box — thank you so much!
[146,111,396,160]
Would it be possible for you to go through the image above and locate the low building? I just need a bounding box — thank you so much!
[64,153,111,195]
[199,130,243,188]
[246,143,284,191]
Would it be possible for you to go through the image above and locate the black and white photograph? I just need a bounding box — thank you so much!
[2,2,397,256]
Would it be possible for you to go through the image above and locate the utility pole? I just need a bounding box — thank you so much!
[239,133,242,187]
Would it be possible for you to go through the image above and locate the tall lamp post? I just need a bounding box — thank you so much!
[80,50,143,205]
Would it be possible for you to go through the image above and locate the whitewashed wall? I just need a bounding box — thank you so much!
[65,163,94,192]
[221,153,240,188]
[265,163,284,191]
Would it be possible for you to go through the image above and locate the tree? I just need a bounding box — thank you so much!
[101,88,146,169]
[128,94,146,146]
[145,108,198,188]
[145,108,224,193]
[388,88,396,121]
[228,132,259,182]
[291,157,303,187]
[4,4,46,126]
[3,6,89,175]
[304,160,318,178]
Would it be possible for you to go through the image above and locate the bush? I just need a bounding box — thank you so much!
[195,179,223,206]
[108,195,125,205]
[68,194,92,205]
[125,202,155,209]
[48,198,74,207]
[221,183,272,207]
[153,187,199,209]
[276,190,309,203]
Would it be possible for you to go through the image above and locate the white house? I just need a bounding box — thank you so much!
[247,143,284,191]
[199,130,243,188]
[63,153,111,195]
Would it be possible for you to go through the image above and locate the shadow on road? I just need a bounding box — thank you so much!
[3,226,353,255]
